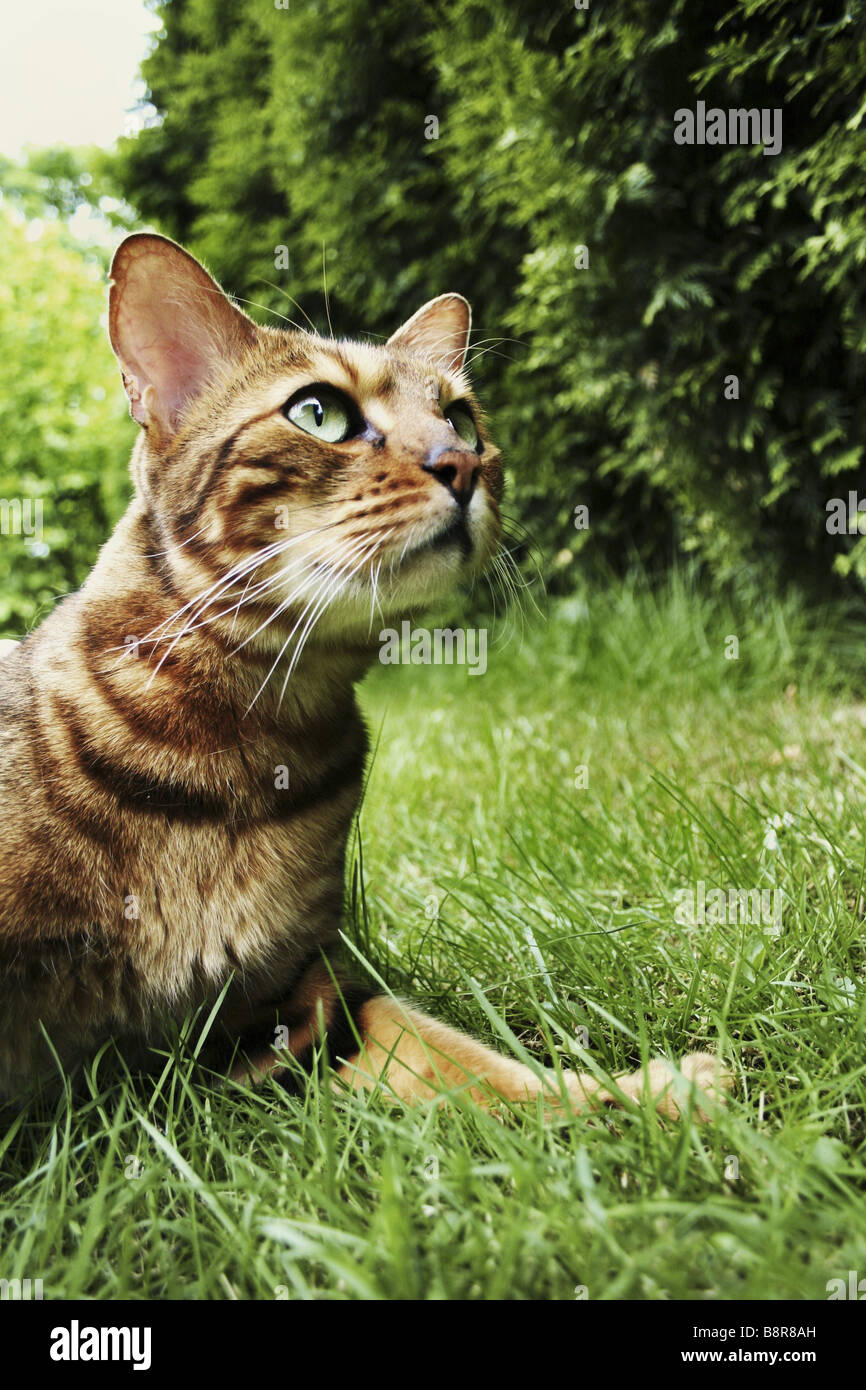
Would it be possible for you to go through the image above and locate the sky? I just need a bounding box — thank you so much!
[0,0,162,157]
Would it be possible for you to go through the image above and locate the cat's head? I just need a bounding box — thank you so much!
[108,234,502,650]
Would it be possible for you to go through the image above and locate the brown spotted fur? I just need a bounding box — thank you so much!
[0,234,727,1118]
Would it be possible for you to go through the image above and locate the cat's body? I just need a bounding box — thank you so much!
[0,515,367,1093]
[0,234,726,1116]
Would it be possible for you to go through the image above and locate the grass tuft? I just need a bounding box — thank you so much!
[2,573,865,1299]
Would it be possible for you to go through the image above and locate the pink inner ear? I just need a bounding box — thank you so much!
[387,294,471,374]
[110,238,257,430]
[117,304,216,424]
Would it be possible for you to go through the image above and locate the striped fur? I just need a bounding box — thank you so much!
[0,234,727,1119]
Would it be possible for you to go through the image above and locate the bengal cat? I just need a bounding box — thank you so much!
[0,233,727,1118]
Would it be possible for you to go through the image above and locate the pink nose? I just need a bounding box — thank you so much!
[423,446,479,507]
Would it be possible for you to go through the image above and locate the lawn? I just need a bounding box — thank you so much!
[2,572,865,1300]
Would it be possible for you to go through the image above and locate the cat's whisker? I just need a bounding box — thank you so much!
[136,553,289,673]
[368,556,386,635]
[397,521,424,571]
[497,514,547,596]
[136,520,345,654]
[194,280,313,336]
[240,530,382,681]
[179,546,328,646]
[462,336,524,371]
[152,509,395,656]
[220,550,331,635]
[485,558,523,650]
[244,531,389,716]
[506,547,546,610]
[460,333,518,364]
[500,511,542,547]
[494,545,526,608]
[280,558,370,691]
[226,561,262,643]
[411,329,523,376]
[191,530,352,634]
[484,537,544,638]
[98,538,297,677]
[137,536,296,645]
[145,505,354,646]
[142,524,210,559]
[463,347,519,371]
[278,532,392,703]
[169,503,384,641]
[255,279,318,336]
[230,532,370,656]
[321,244,335,341]
[275,532,391,681]
[141,542,297,685]
[481,551,502,628]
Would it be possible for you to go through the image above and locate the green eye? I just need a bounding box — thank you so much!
[284,387,357,443]
[444,402,480,452]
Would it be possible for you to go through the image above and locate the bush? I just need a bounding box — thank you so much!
[105,0,866,598]
[0,205,134,634]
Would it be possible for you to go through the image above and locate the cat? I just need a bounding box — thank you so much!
[0,233,727,1116]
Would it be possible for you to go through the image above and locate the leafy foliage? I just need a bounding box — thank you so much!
[0,145,137,229]
[0,203,134,634]
[111,0,866,595]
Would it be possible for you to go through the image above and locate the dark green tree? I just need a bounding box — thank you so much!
[0,203,135,633]
[113,0,866,594]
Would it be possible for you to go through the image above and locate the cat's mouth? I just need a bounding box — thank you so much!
[411,513,474,561]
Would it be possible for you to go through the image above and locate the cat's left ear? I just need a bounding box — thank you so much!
[387,293,471,374]
[108,232,259,436]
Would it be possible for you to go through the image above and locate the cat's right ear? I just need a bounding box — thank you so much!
[108,233,258,435]
[387,294,471,373]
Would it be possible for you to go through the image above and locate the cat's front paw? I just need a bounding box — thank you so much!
[564,1051,731,1121]
[675,1050,733,1119]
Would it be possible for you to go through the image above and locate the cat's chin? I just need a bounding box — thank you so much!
[395,510,497,588]
[385,537,490,609]
[303,512,498,646]
[309,548,481,648]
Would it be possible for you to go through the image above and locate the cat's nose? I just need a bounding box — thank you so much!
[422,445,480,508]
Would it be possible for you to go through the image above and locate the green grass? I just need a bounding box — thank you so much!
[2,572,866,1300]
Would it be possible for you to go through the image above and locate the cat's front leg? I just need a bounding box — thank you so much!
[338,1001,730,1121]
[217,956,730,1121]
